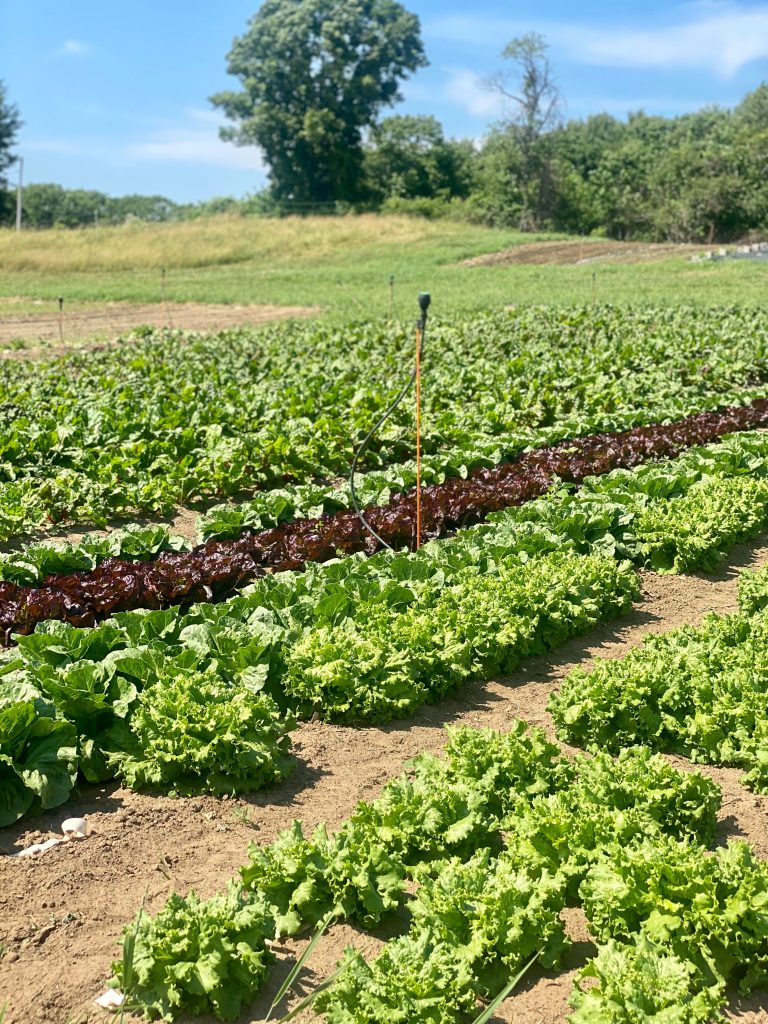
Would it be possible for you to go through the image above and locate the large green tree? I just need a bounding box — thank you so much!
[486,32,563,230]
[0,81,21,216]
[364,115,475,201]
[211,0,427,205]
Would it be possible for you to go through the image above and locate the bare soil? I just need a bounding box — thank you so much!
[0,301,319,353]
[3,538,768,1024]
[460,239,711,268]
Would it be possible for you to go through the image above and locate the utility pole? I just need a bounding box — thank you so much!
[15,157,23,232]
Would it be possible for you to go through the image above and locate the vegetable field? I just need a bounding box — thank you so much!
[3,304,768,1024]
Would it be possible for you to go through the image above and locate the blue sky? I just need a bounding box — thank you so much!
[2,0,768,202]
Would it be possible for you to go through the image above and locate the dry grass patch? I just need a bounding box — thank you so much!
[0,214,483,274]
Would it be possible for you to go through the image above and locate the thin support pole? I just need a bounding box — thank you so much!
[415,323,422,550]
[58,297,64,344]
[15,157,23,232]
[161,268,172,328]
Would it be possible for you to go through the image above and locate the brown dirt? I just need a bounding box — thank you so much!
[3,538,768,1024]
[0,301,319,353]
[459,239,710,268]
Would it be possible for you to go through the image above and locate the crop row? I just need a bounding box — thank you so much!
[2,397,768,640]
[0,305,768,543]
[0,550,634,826]
[551,564,768,793]
[110,723,768,1024]
[8,428,768,825]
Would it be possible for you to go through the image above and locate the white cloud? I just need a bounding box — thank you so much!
[127,118,265,172]
[564,7,768,76]
[444,69,505,117]
[58,39,90,56]
[429,3,768,77]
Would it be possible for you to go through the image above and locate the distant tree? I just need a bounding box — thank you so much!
[589,140,656,239]
[211,0,427,205]
[550,114,625,179]
[735,83,768,129]
[364,115,475,201]
[104,194,178,223]
[19,184,178,228]
[0,81,21,218]
[486,33,563,229]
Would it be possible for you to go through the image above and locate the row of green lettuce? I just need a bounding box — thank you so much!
[110,723,768,1024]
[7,428,768,825]
[551,563,768,794]
[1,305,768,543]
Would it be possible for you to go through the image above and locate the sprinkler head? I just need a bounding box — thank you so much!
[418,292,431,315]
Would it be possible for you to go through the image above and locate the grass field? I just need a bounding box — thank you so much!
[1,213,767,322]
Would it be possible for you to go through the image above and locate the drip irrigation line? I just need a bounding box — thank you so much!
[350,293,430,551]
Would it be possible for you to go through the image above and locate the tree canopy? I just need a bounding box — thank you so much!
[364,115,474,202]
[0,81,21,216]
[211,0,426,204]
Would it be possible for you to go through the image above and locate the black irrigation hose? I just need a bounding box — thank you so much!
[349,294,430,551]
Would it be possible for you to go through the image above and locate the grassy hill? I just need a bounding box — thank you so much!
[0,213,766,321]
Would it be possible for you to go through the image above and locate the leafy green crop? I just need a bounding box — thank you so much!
[0,536,637,824]
[1,305,768,545]
[569,936,726,1024]
[0,699,77,826]
[632,476,768,573]
[282,553,637,721]
[0,524,190,586]
[115,884,274,1021]
[12,423,768,826]
[550,605,768,792]
[119,727,732,1022]
[112,672,293,796]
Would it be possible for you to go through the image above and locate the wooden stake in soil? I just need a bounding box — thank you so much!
[414,291,431,550]
[161,268,172,329]
[415,320,422,549]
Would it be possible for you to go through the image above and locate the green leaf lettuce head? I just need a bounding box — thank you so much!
[111,671,294,796]
[0,700,77,826]
[112,883,274,1022]
[569,935,726,1024]
[316,933,477,1024]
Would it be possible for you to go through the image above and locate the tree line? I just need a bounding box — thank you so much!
[2,0,768,243]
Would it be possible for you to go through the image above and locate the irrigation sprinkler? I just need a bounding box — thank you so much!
[388,274,395,321]
[58,297,64,344]
[350,291,430,552]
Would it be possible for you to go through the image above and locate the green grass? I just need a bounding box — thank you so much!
[0,214,766,323]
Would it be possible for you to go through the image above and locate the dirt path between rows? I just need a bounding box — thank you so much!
[0,301,319,352]
[459,239,711,267]
[2,539,768,1024]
